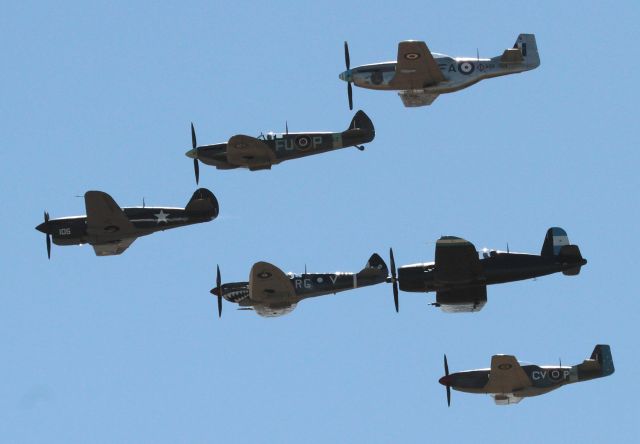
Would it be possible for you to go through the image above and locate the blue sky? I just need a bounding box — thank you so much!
[2,0,639,442]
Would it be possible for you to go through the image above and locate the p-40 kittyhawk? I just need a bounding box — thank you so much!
[387,227,586,313]
[209,253,388,317]
[439,345,614,406]
[185,110,374,183]
[36,188,218,257]
[339,34,539,108]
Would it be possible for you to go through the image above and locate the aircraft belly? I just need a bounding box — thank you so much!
[484,266,558,285]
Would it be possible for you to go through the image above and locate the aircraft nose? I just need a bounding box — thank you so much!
[185,148,198,159]
[438,375,451,386]
[35,222,49,234]
[338,70,352,82]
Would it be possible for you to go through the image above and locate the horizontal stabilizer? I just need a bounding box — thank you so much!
[500,48,524,64]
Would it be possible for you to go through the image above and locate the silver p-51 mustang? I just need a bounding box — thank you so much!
[339,34,540,108]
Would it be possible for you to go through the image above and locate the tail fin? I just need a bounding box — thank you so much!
[576,344,614,381]
[513,34,540,68]
[185,188,219,219]
[348,110,375,132]
[590,345,615,377]
[358,253,388,277]
[541,227,570,257]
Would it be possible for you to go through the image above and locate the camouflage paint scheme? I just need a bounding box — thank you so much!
[395,227,587,312]
[439,345,614,405]
[186,110,374,173]
[212,253,388,317]
[36,189,218,256]
[340,34,540,107]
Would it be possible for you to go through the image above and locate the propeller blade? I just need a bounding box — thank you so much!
[194,158,200,185]
[444,354,449,376]
[191,122,197,149]
[344,41,350,70]
[444,354,451,407]
[216,265,222,318]
[390,248,398,312]
[347,82,353,111]
[43,211,51,259]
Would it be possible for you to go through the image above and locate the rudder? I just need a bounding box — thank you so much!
[590,345,615,377]
[348,110,375,132]
[514,34,540,68]
[185,188,219,219]
[541,227,570,257]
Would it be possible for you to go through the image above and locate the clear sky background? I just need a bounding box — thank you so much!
[2,0,639,442]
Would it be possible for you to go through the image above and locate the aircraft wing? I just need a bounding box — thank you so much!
[484,355,532,394]
[92,237,136,256]
[248,261,296,303]
[389,41,445,89]
[434,236,483,284]
[84,191,135,237]
[436,286,487,313]
[226,135,275,169]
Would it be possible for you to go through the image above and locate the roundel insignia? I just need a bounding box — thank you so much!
[458,61,475,75]
[404,52,420,60]
[295,135,312,150]
[497,363,513,370]
[258,271,272,279]
[550,370,561,379]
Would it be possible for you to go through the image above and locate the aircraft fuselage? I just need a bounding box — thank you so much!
[398,251,587,293]
[36,207,214,246]
[342,54,534,94]
[191,127,374,170]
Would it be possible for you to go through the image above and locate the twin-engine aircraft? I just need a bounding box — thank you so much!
[339,34,540,108]
[210,253,388,317]
[186,110,375,183]
[36,189,218,257]
[439,345,614,406]
[388,227,586,313]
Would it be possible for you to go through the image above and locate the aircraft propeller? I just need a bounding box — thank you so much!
[344,41,354,110]
[388,248,399,312]
[216,265,222,317]
[191,122,200,185]
[43,211,51,259]
[444,354,452,407]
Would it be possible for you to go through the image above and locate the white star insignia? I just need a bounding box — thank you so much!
[154,209,170,224]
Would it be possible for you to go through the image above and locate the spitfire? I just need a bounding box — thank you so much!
[210,253,388,317]
[185,110,374,183]
[439,345,614,406]
[388,227,587,313]
[36,188,219,257]
[340,34,540,108]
